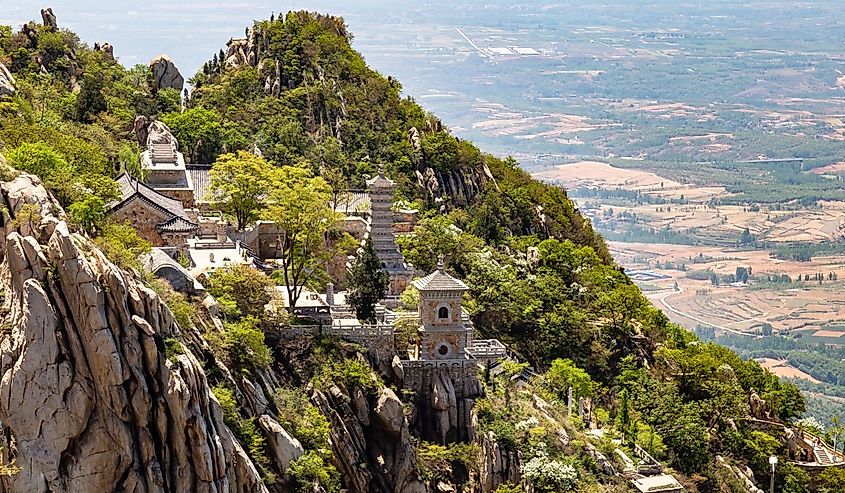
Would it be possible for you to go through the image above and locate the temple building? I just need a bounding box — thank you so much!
[109,174,198,250]
[107,121,227,255]
[365,170,414,298]
[401,261,507,397]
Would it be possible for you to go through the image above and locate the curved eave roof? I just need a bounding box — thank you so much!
[412,269,469,292]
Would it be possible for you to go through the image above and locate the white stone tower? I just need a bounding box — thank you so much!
[366,169,414,297]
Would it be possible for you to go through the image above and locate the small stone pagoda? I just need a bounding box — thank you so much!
[401,262,507,400]
[365,170,414,297]
[412,260,473,360]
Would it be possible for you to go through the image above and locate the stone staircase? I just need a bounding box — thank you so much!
[814,444,836,466]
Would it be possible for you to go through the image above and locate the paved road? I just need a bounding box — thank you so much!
[650,287,754,337]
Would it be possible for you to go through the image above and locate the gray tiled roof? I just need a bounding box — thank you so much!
[111,174,198,234]
[412,268,469,292]
[113,174,190,220]
[366,171,394,188]
[187,164,212,203]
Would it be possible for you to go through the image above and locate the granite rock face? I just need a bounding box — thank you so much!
[313,384,426,493]
[0,63,15,97]
[479,432,521,493]
[94,42,115,62]
[149,55,184,92]
[258,415,304,474]
[0,174,267,493]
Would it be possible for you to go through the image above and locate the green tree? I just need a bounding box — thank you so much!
[67,195,106,234]
[396,215,484,273]
[75,73,107,123]
[161,107,223,163]
[421,131,458,172]
[93,221,152,271]
[817,467,845,493]
[545,358,596,402]
[208,151,273,230]
[6,142,77,205]
[217,316,272,374]
[347,237,389,323]
[262,166,339,311]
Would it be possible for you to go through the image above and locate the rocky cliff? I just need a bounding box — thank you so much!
[0,173,266,493]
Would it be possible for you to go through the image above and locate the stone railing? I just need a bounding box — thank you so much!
[279,323,395,353]
[465,339,508,360]
[633,443,663,475]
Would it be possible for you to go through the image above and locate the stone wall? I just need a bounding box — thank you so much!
[156,188,195,209]
[401,359,479,398]
[419,330,470,360]
[109,197,170,246]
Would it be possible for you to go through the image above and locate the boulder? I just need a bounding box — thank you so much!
[0,62,15,97]
[133,115,150,146]
[391,354,405,385]
[313,384,425,493]
[258,415,304,473]
[480,431,522,493]
[716,456,765,493]
[431,371,458,442]
[374,387,405,436]
[149,55,184,91]
[146,119,179,148]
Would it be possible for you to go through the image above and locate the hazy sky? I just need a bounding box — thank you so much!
[1,1,411,79]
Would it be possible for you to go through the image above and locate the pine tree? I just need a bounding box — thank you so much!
[347,237,389,323]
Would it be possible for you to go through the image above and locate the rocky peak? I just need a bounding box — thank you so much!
[93,42,115,63]
[0,172,267,492]
[40,8,57,31]
[149,55,184,92]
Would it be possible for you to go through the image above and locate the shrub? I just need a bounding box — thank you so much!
[163,337,184,363]
[416,442,481,482]
[212,384,276,484]
[493,484,523,493]
[521,453,578,492]
[215,317,272,375]
[8,203,41,232]
[274,387,331,452]
[206,265,275,320]
[287,450,340,493]
[94,221,151,271]
[212,385,239,428]
[6,142,77,205]
[312,358,380,394]
[148,278,197,330]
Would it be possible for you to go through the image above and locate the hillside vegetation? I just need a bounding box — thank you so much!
[0,9,824,493]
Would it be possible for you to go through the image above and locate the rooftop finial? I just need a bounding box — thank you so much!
[378,164,385,178]
[436,255,445,271]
